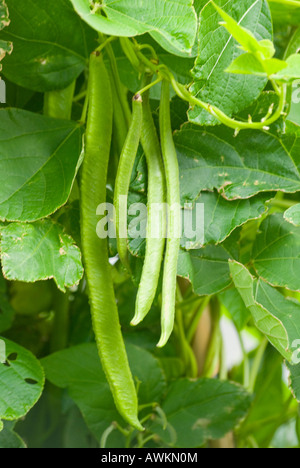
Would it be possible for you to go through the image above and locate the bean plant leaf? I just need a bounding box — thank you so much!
[212,1,275,57]
[219,288,251,331]
[230,260,300,362]
[150,379,252,448]
[0,422,26,448]
[281,121,300,166]
[286,362,300,402]
[0,0,12,70]
[0,220,84,292]
[273,54,300,82]
[42,343,166,438]
[284,204,300,226]
[189,0,272,125]
[226,53,287,77]
[235,91,284,135]
[0,109,83,222]
[285,28,300,58]
[69,0,197,57]
[0,338,45,429]
[181,191,270,249]
[253,214,300,292]
[127,187,268,258]
[239,347,285,447]
[177,233,239,296]
[0,0,97,92]
[268,0,300,25]
[175,124,300,204]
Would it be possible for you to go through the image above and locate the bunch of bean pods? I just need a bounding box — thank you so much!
[81,48,181,431]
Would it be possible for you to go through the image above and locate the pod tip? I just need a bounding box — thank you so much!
[157,332,169,349]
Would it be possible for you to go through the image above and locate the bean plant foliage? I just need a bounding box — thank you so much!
[0,0,299,450]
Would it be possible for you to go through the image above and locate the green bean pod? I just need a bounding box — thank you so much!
[157,80,181,348]
[44,81,76,120]
[114,94,143,268]
[81,51,142,431]
[131,82,166,326]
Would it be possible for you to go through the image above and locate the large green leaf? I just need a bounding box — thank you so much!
[0,220,83,292]
[0,338,44,430]
[127,187,268,258]
[253,214,300,292]
[69,0,197,57]
[240,346,285,447]
[189,0,272,125]
[178,234,239,296]
[0,0,97,92]
[42,343,166,438]
[150,379,252,448]
[268,0,300,24]
[230,260,300,362]
[0,109,83,222]
[175,124,300,204]
[181,191,269,248]
[281,121,300,164]
[219,287,251,331]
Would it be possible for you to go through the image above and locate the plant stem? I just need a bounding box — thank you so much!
[249,337,268,393]
[100,424,116,448]
[219,334,228,381]
[269,198,298,209]
[123,37,287,131]
[105,40,131,128]
[236,329,250,390]
[50,289,70,353]
[187,296,211,343]
[138,76,162,96]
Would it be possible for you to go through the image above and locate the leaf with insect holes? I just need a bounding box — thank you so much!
[0,220,84,292]
[0,338,44,430]
[69,0,197,57]
[180,191,270,249]
[174,124,300,205]
[284,204,300,226]
[0,0,12,71]
[0,0,97,92]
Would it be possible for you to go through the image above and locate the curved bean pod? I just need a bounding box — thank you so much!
[81,51,142,431]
